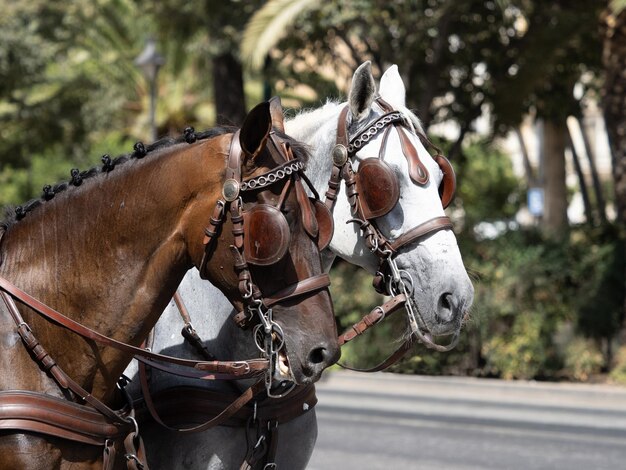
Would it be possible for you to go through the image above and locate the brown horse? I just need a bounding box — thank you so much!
[0,102,339,469]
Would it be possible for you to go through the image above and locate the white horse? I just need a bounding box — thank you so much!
[127,63,474,469]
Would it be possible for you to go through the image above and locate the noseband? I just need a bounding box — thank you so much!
[325,98,459,358]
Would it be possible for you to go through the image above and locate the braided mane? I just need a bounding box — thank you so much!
[0,127,234,231]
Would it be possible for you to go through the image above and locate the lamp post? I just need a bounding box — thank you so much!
[135,38,165,142]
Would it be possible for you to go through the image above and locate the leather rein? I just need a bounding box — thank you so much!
[328,98,460,372]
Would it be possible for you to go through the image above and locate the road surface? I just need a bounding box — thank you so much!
[308,371,626,470]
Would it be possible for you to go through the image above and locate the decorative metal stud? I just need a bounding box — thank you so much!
[332,144,348,166]
[222,178,240,202]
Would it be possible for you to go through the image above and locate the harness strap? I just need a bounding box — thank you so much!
[338,337,414,373]
[0,275,269,378]
[137,370,266,433]
[0,390,129,445]
[0,290,129,425]
[388,216,453,252]
[262,273,330,308]
[337,294,407,346]
[135,383,316,430]
[174,291,216,361]
[397,124,429,185]
[232,273,331,327]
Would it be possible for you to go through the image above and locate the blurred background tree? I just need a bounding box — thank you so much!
[1,0,624,382]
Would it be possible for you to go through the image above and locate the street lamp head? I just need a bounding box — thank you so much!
[135,38,165,81]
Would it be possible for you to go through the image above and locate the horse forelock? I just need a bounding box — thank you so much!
[1,127,235,231]
[273,130,311,165]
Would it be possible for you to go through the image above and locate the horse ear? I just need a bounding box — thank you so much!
[240,101,272,159]
[379,64,406,109]
[349,61,376,121]
[268,96,285,133]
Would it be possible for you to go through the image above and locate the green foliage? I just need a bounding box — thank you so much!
[575,229,625,342]
[610,346,626,384]
[562,336,603,381]
[464,230,574,379]
[243,0,603,136]
[0,1,145,202]
[455,137,521,226]
[483,310,548,380]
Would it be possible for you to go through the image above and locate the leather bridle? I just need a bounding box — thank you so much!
[326,98,460,367]
[198,130,331,397]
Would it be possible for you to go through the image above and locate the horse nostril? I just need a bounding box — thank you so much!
[308,346,327,365]
[307,341,340,368]
[437,292,455,323]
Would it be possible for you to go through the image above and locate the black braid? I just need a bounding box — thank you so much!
[42,185,55,201]
[184,127,197,144]
[15,206,26,220]
[133,142,147,158]
[101,154,115,172]
[70,168,83,186]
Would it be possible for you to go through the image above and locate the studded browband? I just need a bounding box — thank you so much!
[326,102,453,258]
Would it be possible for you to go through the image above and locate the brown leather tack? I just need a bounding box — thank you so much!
[311,199,334,250]
[243,204,290,266]
[355,158,400,219]
[0,391,129,446]
[434,154,457,209]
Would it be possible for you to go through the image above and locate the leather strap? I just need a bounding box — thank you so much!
[138,372,266,433]
[232,273,331,327]
[134,383,316,429]
[389,216,453,252]
[174,291,216,361]
[0,290,129,425]
[339,337,414,373]
[338,294,407,346]
[397,124,429,185]
[0,275,269,378]
[0,390,129,446]
[262,273,330,308]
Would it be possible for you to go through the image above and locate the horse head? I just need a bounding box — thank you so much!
[191,101,339,386]
[321,62,474,345]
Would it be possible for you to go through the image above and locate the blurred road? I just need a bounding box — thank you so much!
[308,371,626,470]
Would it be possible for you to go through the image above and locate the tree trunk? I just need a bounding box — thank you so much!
[567,129,594,225]
[515,126,536,186]
[577,116,608,224]
[601,5,626,345]
[542,119,569,236]
[212,52,247,126]
[602,7,626,224]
